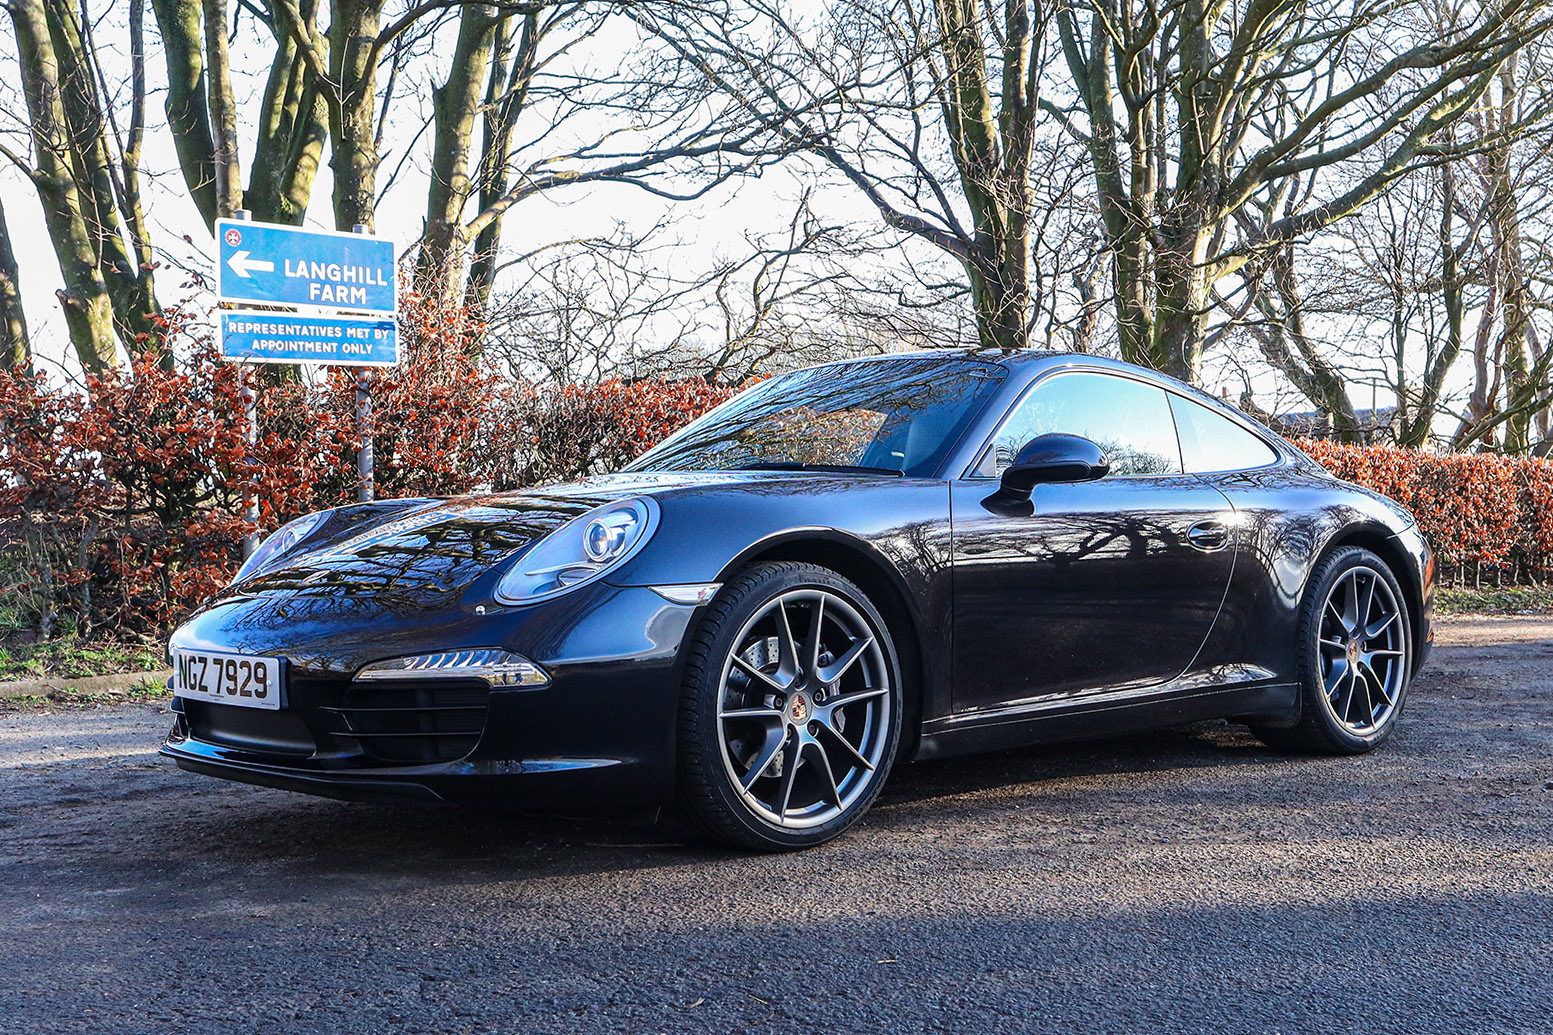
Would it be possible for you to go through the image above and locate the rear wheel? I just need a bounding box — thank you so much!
[1254,546,1411,754]
[676,562,902,850]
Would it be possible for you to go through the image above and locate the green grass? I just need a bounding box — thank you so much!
[0,675,170,711]
[1435,584,1553,615]
[0,638,164,682]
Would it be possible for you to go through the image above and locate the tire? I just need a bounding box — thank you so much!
[1253,545,1412,755]
[676,562,903,850]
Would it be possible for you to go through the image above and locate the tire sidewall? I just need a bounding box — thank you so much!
[679,563,903,850]
[1299,546,1411,752]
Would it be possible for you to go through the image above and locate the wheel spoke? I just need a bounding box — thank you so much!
[816,720,875,772]
[1330,663,1356,721]
[1365,610,1398,640]
[817,635,874,684]
[1324,656,1350,698]
[774,598,801,681]
[820,685,888,714]
[1360,574,1377,634]
[731,654,789,693]
[720,705,783,722]
[1353,665,1375,726]
[775,736,800,819]
[805,595,825,676]
[1368,649,1405,658]
[1343,573,1361,634]
[1361,661,1395,707]
[807,738,843,807]
[739,726,787,794]
[1318,637,1347,652]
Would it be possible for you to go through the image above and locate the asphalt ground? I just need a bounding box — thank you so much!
[2,616,1550,1034]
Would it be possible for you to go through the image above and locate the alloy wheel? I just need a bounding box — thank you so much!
[1316,565,1407,734]
[715,589,891,829]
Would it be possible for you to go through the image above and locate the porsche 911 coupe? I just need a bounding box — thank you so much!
[163,351,1433,849]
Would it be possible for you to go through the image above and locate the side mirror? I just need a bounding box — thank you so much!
[998,433,1110,500]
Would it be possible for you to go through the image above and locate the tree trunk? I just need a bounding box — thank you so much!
[1246,246,1359,439]
[328,0,385,230]
[1490,150,1535,452]
[464,11,541,314]
[930,0,1036,353]
[148,0,218,228]
[0,198,31,374]
[1398,165,1467,448]
[10,0,119,372]
[247,0,328,225]
[122,0,168,368]
[1151,226,1211,382]
[966,252,1029,352]
[202,0,243,216]
[45,0,161,349]
[417,3,499,299]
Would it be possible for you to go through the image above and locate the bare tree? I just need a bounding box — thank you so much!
[150,0,329,227]
[412,0,792,307]
[5,0,162,372]
[1052,0,1553,383]
[478,194,915,385]
[632,0,1077,354]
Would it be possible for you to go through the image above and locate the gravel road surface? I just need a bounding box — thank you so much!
[3,617,1550,1034]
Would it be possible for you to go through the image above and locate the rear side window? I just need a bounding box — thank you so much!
[978,372,1183,477]
[1169,395,1279,473]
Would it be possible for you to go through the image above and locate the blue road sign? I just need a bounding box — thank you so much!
[218,311,398,366]
[215,218,396,314]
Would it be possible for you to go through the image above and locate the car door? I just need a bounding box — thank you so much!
[950,370,1237,713]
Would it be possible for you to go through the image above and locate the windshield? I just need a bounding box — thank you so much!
[626,357,1007,477]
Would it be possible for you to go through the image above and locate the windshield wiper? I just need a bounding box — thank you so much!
[734,462,904,477]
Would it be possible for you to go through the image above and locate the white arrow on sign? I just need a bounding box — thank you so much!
[226,250,275,279]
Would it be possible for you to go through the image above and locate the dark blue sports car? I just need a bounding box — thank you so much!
[163,351,1433,849]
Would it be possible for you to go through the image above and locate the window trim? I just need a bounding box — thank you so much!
[961,365,1286,481]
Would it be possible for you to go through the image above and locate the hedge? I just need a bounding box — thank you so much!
[1293,438,1553,586]
[3,334,1547,642]
[0,301,732,638]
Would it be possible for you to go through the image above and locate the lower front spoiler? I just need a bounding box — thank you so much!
[159,738,662,813]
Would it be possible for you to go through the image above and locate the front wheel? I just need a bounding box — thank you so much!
[1254,545,1411,754]
[675,562,903,850]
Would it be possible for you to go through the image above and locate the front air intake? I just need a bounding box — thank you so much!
[322,679,491,764]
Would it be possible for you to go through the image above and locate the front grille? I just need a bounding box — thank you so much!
[320,678,491,764]
[185,701,316,757]
[185,672,491,768]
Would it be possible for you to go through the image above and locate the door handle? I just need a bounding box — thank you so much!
[1187,520,1230,552]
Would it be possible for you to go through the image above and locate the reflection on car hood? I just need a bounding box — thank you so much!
[222,470,842,609]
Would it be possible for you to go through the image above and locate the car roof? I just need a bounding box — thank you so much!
[805,347,1185,385]
[804,348,1305,473]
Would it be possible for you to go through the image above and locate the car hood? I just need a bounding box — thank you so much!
[215,470,862,611]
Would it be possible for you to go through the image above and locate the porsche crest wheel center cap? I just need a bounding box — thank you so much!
[787,691,812,726]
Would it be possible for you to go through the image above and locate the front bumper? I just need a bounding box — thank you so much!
[160,583,699,811]
[161,734,652,809]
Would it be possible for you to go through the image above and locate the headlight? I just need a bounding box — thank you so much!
[495,498,657,604]
[355,650,549,688]
[233,510,329,583]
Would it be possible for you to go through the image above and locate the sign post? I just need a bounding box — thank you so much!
[213,216,399,549]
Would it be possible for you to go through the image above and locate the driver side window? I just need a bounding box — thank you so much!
[977,372,1184,478]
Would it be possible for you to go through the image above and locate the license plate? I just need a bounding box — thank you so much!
[172,649,283,710]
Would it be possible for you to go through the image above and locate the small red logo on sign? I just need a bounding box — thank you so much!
[224,228,242,246]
